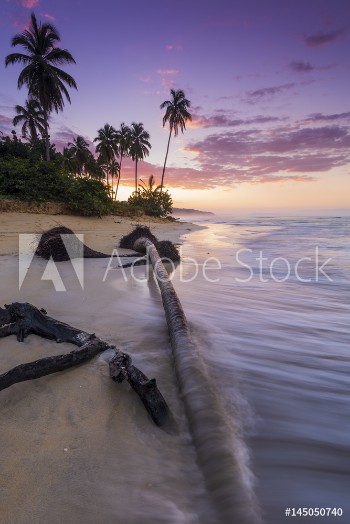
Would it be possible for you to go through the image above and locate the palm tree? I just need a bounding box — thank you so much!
[108,160,120,199]
[97,156,110,186]
[5,13,77,161]
[62,146,77,175]
[94,124,118,189]
[129,122,151,192]
[67,135,92,176]
[160,89,192,191]
[115,122,131,199]
[13,98,45,141]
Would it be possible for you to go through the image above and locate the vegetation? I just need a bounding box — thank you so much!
[93,123,118,187]
[13,98,45,141]
[129,122,151,192]
[128,175,173,217]
[5,13,77,161]
[0,134,111,216]
[114,122,131,199]
[160,89,192,191]
[3,14,192,217]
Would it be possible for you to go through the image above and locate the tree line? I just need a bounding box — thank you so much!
[4,13,192,199]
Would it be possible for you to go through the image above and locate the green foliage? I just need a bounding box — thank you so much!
[128,175,173,217]
[0,157,68,201]
[0,132,31,159]
[0,156,112,216]
[66,178,112,216]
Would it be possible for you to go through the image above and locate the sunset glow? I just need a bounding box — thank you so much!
[1,0,349,212]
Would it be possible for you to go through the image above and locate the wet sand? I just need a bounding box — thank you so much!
[0,213,211,524]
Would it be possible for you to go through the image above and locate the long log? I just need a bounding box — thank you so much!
[0,302,170,427]
[131,236,261,524]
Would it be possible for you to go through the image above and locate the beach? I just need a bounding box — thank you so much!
[0,213,349,523]
[0,212,213,524]
[0,212,194,256]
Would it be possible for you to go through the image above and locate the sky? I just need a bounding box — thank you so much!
[1,0,350,213]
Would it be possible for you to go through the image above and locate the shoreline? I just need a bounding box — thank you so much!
[0,212,203,256]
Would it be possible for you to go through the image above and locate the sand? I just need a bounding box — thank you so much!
[0,212,195,256]
[0,212,211,524]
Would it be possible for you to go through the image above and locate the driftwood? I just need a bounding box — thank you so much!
[120,229,260,524]
[35,226,141,262]
[119,226,180,268]
[35,225,179,269]
[0,302,169,427]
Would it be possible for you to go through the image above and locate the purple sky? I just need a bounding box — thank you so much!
[1,0,349,211]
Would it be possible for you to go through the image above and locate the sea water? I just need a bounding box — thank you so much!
[172,215,350,523]
[0,215,349,523]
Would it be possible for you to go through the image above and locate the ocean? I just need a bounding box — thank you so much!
[173,214,350,523]
[0,215,349,523]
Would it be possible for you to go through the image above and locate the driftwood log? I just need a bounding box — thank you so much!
[0,302,169,427]
[35,226,141,262]
[120,228,260,524]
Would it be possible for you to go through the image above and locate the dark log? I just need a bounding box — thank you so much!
[120,226,180,264]
[109,352,169,427]
[0,302,171,427]
[120,231,260,523]
[35,226,140,262]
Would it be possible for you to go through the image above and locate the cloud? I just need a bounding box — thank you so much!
[182,124,350,186]
[0,114,13,135]
[302,112,350,124]
[156,69,179,76]
[115,121,350,190]
[156,69,179,92]
[51,125,94,152]
[19,0,39,7]
[190,114,245,128]
[40,12,56,21]
[246,83,296,103]
[304,28,345,47]
[11,15,30,30]
[139,75,152,84]
[289,61,314,73]
[289,61,336,74]
[165,44,183,52]
[190,111,285,129]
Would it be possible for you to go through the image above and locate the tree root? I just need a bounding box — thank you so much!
[0,302,170,427]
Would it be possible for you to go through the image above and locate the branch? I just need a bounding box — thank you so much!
[0,302,171,427]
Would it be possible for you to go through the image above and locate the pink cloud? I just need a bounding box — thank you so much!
[190,111,285,129]
[155,69,179,92]
[19,0,39,8]
[246,83,296,103]
[184,124,350,186]
[11,15,30,30]
[47,118,350,191]
[40,12,56,21]
[139,75,152,84]
[165,44,183,52]
[156,69,179,76]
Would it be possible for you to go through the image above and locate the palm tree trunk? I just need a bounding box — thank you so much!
[135,158,138,193]
[29,121,38,143]
[132,236,260,524]
[160,126,172,192]
[43,107,50,161]
[115,153,123,200]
